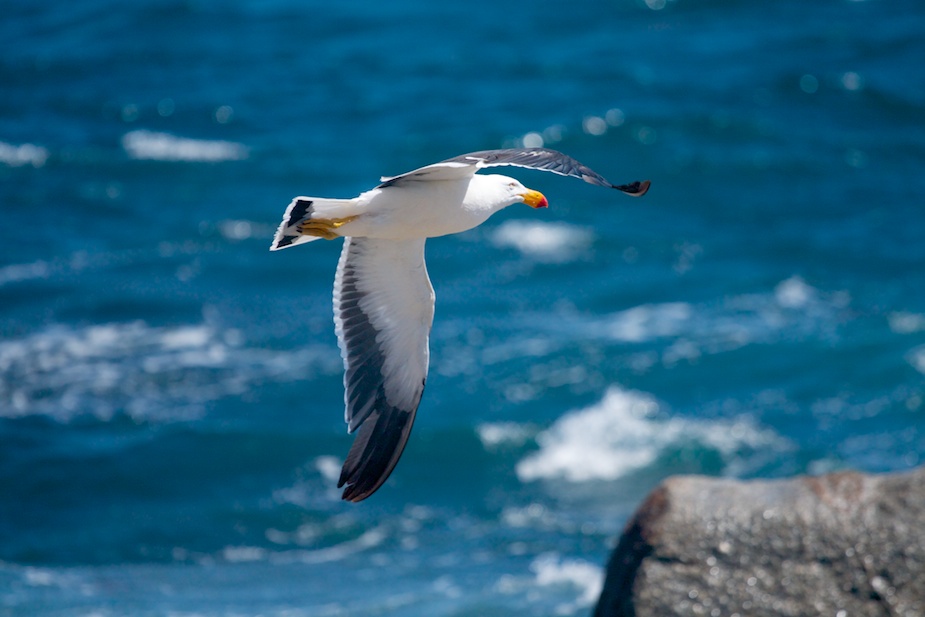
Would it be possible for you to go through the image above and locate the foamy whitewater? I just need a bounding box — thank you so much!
[512,386,787,483]
[492,220,594,263]
[2,0,924,615]
[0,321,339,421]
[122,130,248,162]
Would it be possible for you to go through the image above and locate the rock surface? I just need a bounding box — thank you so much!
[594,466,925,617]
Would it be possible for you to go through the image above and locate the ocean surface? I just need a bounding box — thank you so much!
[2,0,924,614]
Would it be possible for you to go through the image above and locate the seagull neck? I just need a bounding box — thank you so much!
[465,174,519,214]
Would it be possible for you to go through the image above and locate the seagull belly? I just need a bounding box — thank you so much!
[335,180,489,240]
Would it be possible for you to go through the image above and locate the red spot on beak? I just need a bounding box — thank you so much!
[523,189,548,209]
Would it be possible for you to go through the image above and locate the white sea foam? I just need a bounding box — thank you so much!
[501,502,551,529]
[491,220,593,263]
[889,312,925,334]
[0,252,147,288]
[215,219,274,241]
[516,386,786,483]
[774,275,816,308]
[604,302,691,343]
[275,527,388,565]
[0,260,51,286]
[122,130,248,162]
[314,455,342,483]
[908,346,925,375]
[222,545,268,563]
[567,276,849,360]
[0,564,88,597]
[451,276,843,388]
[0,321,338,422]
[530,552,604,615]
[736,275,848,341]
[0,141,49,167]
[476,421,536,449]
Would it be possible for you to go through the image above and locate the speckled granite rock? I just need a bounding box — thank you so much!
[594,467,925,617]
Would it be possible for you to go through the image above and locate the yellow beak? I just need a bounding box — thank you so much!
[522,189,548,209]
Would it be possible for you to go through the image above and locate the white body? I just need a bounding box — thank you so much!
[311,174,528,240]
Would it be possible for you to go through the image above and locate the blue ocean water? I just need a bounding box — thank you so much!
[2,0,924,614]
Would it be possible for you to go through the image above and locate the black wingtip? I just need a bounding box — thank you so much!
[337,399,417,503]
[341,482,373,503]
[614,179,651,197]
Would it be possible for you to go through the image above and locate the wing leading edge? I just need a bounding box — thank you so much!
[377,148,649,196]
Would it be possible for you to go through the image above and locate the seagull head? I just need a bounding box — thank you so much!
[474,174,548,212]
[496,176,547,209]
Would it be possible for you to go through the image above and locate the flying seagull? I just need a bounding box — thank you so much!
[270,148,650,501]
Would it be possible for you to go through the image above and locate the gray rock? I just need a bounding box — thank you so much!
[594,467,925,617]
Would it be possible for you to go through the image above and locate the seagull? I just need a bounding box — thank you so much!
[270,148,650,501]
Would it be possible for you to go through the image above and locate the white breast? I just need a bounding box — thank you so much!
[337,175,514,240]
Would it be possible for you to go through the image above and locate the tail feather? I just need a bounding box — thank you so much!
[270,196,356,251]
[271,197,319,251]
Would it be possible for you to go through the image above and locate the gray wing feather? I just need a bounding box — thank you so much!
[443,148,650,195]
[379,148,649,196]
[332,236,434,501]
[376,161,475,188]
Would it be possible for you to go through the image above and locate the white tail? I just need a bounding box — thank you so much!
[270,196,355,251]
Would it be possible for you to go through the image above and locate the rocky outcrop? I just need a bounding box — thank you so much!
[594,467,925,617]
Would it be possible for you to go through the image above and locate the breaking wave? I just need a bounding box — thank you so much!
[0,321,338,422]
[551,275,851,353]
[514,386,788,483]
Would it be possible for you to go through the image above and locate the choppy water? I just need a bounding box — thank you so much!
[2,0,924,615]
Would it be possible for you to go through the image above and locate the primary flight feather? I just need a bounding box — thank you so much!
[270,148,650,502]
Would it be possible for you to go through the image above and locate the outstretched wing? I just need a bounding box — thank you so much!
[377,160,478,188]
[379,148,649,196]
[333,236,435,502]
[446,148,650,196]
